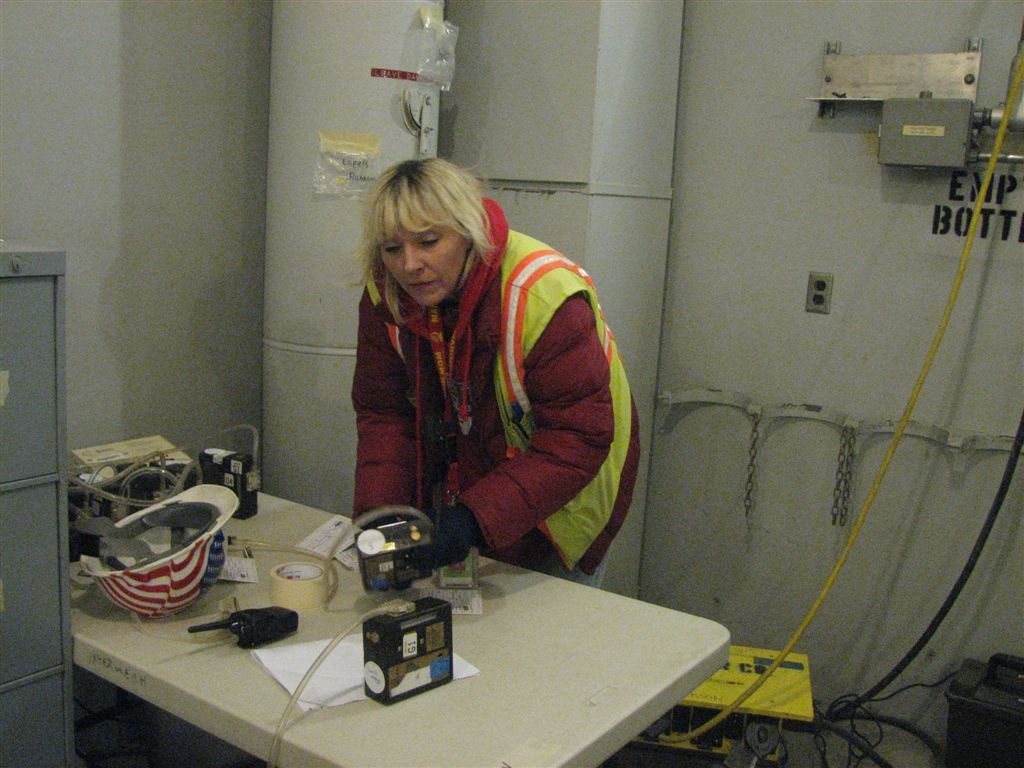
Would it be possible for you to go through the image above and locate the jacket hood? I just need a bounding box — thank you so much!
[482,197,509,258]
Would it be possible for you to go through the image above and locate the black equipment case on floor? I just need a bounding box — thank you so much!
[945,653,1024,768]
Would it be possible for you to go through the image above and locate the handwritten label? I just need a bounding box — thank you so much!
[88,651,148,688]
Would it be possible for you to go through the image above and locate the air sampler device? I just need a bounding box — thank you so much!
[362,596,453,704]
[354,505,435,591]
[353,506,454,703]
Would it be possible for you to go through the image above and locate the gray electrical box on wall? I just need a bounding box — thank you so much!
[878,98,974,168]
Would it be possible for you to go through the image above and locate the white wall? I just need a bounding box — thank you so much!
[0,0,270,457]
[644,0,1023,736]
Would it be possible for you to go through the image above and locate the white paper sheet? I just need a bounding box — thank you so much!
[252,634,478,711]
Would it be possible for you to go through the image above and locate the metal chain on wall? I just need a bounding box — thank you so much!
[831,424,856,526]
[743,408,761,520]
[658,388,1016,526]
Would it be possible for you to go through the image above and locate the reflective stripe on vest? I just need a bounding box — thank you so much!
[499,247,616,447]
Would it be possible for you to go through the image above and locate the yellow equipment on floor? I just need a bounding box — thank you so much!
[637,645,815,764]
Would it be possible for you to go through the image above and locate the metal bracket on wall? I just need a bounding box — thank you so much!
[402,85,439,158]
[655,387,1019,521]
[656,387,1017,456]
[657,388,754,434]
[809,39,983,118]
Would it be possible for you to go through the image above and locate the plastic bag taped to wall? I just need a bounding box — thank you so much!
[416,2,458,91]
[314,131,381,197]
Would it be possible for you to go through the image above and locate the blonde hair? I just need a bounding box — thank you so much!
[358,158,493,322]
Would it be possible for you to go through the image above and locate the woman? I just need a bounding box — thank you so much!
[352,158,639,584]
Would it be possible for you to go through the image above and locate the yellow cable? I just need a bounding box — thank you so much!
[661,51,1024,747]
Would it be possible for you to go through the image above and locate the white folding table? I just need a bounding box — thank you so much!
[72,494,730,767]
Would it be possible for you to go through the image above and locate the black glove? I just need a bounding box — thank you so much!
[409,503,482,570]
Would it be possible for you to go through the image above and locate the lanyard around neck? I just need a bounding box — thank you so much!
[426,305,466,507]
[427,306,457,402]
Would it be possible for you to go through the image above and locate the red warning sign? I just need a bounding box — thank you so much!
[370,68,420,82]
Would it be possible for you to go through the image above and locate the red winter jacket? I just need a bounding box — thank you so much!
[351,200,639,573]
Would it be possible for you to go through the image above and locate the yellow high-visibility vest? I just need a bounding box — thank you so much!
[496,231,634,569]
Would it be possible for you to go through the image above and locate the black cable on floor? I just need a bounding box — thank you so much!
[813,716,897,768]
[850,712,944,759]
[825,673,955,763]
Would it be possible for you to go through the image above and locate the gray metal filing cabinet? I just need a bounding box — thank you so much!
[0,244,73,767]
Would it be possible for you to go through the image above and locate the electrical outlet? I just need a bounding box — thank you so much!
[806,271,833,314]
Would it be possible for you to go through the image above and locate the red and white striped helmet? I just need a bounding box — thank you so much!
[80,485,238,617]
